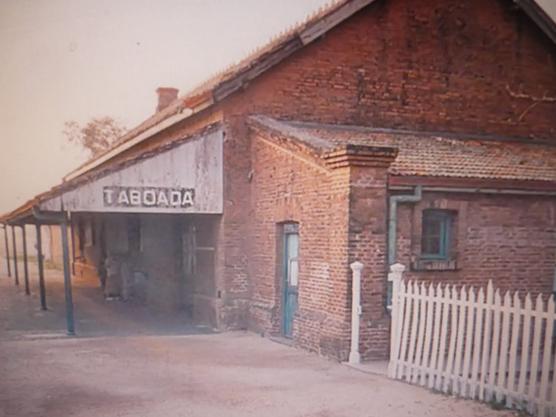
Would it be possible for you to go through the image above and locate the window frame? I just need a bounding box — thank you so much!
[420,209,452,261]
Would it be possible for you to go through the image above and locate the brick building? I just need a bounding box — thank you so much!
[2,0,556,361]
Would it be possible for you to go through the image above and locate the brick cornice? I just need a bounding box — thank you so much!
[323,144,398,169]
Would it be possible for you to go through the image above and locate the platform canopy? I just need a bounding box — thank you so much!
[39,127,223,215]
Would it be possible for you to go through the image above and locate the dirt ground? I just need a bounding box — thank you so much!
[0,259,517,417]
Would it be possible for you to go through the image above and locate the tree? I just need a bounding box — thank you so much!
[64,117,126,158]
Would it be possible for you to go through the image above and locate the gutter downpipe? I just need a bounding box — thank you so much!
[386,185,422,307]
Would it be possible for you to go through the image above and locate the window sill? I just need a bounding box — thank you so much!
[411,258,458,271]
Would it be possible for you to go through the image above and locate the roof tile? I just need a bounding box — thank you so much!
[250,115,556,182]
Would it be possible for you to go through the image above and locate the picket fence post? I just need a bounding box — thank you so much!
[387,277,556,417]
[349,261,363,364]
[387,263,405,378]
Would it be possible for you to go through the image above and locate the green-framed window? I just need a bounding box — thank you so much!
[421,209,452,260]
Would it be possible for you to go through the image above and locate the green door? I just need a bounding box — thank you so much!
[282,225,299,338]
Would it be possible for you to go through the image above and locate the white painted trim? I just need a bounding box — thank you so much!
[349,261,363,364]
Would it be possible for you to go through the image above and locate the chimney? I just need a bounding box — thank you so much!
[156,87,179,112]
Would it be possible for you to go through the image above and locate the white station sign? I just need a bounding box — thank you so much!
[102,186,195,208]
[40,128,223,214]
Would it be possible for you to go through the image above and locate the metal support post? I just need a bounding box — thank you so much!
[35,224,47,310]
[70,219,76,275]
[2,225,11,277]
[61,218,75,335]
[11,226,19,286]
[21,225,30,295]
[32,207,75,335]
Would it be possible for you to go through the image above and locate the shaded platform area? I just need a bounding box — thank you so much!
[0,260,516,417]
[0,258,213,341]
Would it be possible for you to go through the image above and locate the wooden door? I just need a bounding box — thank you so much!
[282,224,299,338]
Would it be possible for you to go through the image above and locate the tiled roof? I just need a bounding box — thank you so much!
[249,115,556,183]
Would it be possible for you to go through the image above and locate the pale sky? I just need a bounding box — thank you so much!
[0,0,329,214]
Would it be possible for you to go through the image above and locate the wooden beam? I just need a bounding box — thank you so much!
[213,38,303,102]
[300,0,377,45]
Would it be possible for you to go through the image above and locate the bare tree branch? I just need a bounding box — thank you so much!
[63,117,126,158]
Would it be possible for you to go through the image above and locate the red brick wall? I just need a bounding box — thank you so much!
[215,0,556,358]
[245,125,397,359]
[223,0,556,140]
[247,126,354,358]
[396,192,556,295]
[215,117,253,329]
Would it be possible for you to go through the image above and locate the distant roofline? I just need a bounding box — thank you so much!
[516,0,556,44]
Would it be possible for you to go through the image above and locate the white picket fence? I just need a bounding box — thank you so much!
[387,264,556,417]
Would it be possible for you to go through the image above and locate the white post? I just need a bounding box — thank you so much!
[387,263,405,377]
[349,261,363,364]
[388,263,406,309]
